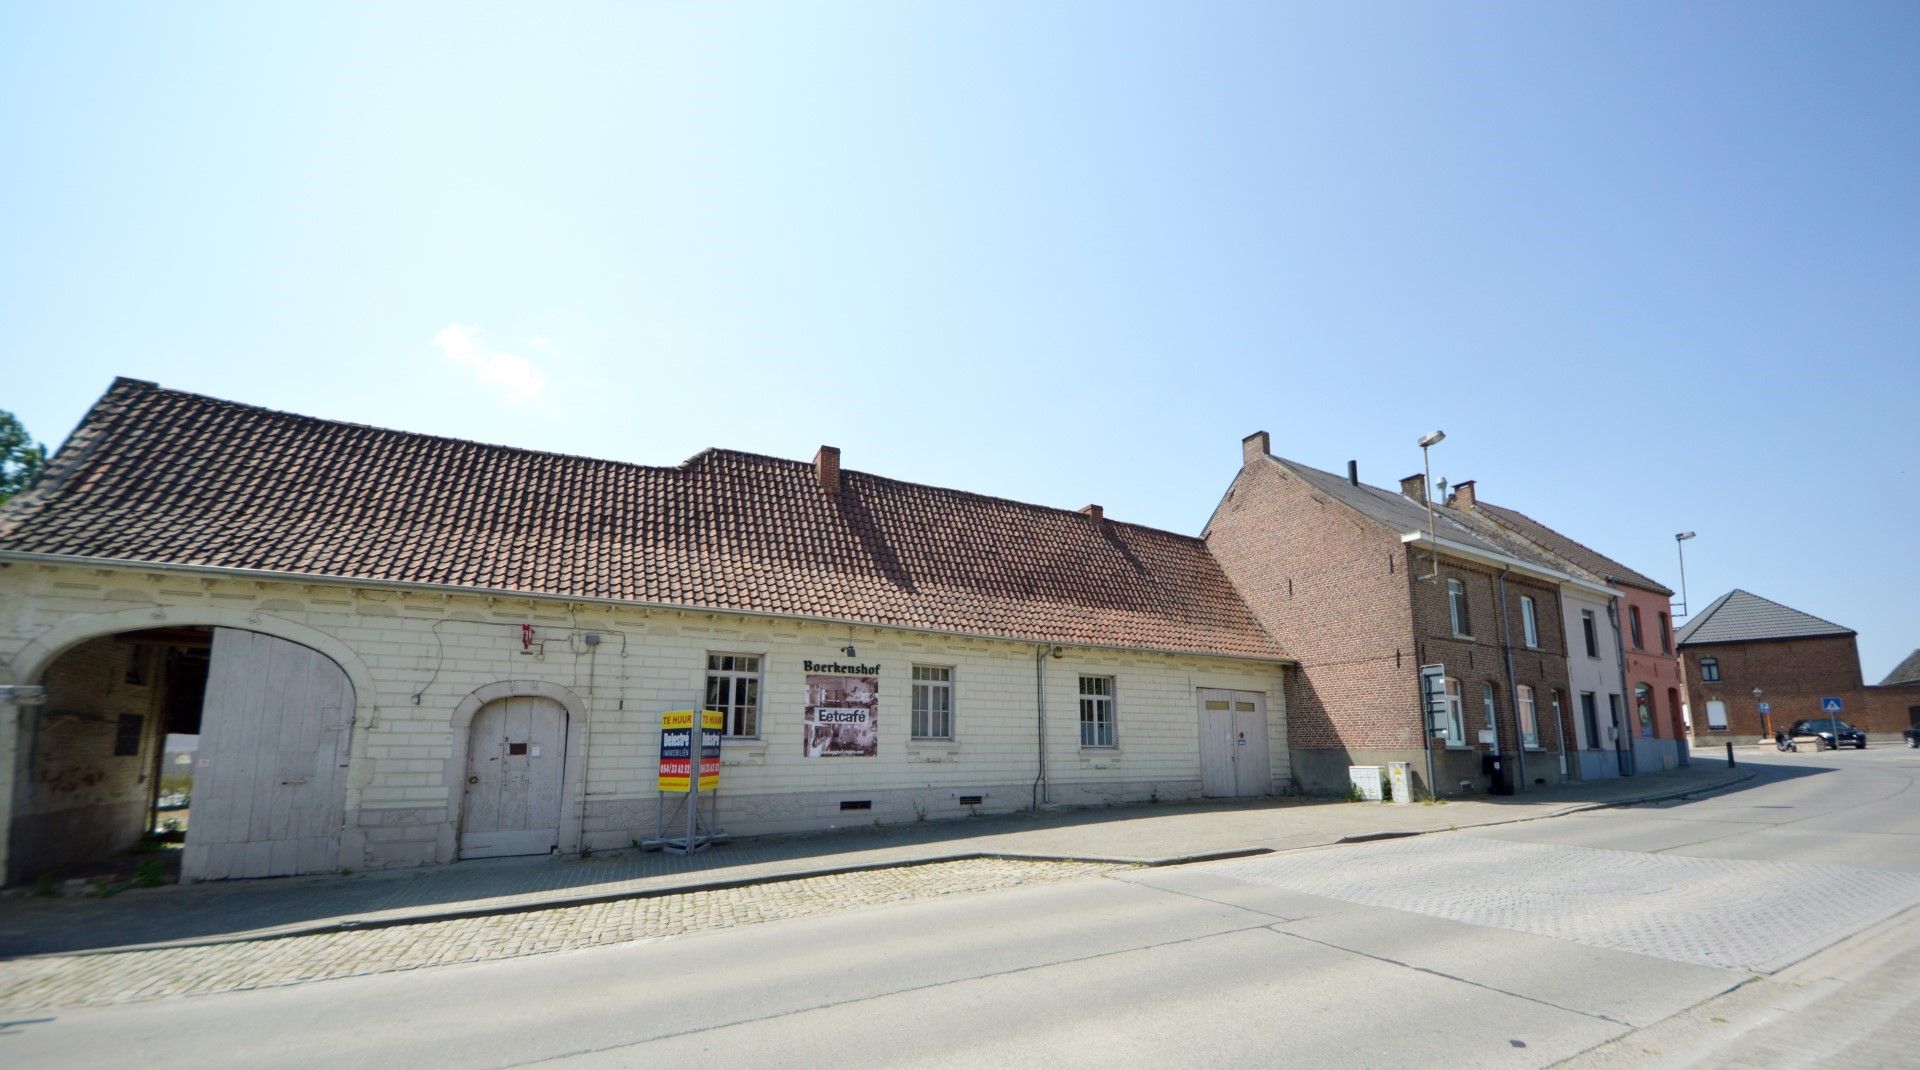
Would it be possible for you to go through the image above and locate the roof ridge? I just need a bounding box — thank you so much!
[1470,497,1671,594]
[700,448,1205,544]
[134,379,689,476]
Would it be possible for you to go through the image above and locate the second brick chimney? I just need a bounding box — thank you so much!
[1451,479,1476,509]
[1080,504,1104,522]
[1400,473,1427,503]
[814,445,841,493]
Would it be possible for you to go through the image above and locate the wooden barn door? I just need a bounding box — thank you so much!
[183,629,354,881]
[460,696,568,859]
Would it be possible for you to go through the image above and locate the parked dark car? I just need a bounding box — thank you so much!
[1789,718,1867,750]
[1904,725,1920,749]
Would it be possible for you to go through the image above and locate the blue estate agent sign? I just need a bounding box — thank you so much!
[1821,697,1844,714]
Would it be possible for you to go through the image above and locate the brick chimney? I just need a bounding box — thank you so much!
[1241,431,1270,465]
[814,445,841,493]
[1080,504,1104,522]
[1400,473,1427,503]
[1450,479,1476,509]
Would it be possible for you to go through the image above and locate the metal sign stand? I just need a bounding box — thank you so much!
[640,703,728,854]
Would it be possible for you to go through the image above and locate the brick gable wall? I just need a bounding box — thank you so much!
[1206,459,1417,755]
[1683,634,1868,738]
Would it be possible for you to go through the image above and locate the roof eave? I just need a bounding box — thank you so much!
[1400,532,1616,597]
[0,549,1296,667]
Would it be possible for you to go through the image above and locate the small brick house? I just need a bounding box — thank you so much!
[1677,589,1868,738]
[0,379,1293,884]
[1205,433,1594,797]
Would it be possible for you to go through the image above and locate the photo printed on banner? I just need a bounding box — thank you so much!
[804,674,878,757]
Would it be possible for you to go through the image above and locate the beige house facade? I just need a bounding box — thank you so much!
[0,380,1290,884]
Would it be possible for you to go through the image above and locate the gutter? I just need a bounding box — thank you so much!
[1399,533,1614,598]
[1496,568,1527,790]
[0,550,1295,669]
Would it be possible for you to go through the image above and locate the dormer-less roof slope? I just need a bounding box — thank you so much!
[0,379,1288,661]
[1269,457,1572,573]
[1877,649,1920,686]
[1674,589,1854,647]
[1465,500,1673,596]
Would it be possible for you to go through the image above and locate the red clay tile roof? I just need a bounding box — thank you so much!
[0,379,1288,661]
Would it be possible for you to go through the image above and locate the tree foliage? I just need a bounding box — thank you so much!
[0,410,48,505]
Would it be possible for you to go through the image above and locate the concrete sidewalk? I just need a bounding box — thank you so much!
[0,760,1756,958]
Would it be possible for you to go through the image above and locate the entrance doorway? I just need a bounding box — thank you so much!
[8,625,354,886]
[460,695,569,858]
[1196,689,1270,797]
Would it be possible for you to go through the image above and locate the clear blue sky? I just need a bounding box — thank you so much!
[3,3,1915,680]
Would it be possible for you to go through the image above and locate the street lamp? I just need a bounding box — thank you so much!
[1674,532,1697,619]
[1418,431,1445,581]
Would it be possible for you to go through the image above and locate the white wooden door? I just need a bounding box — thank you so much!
[183,629,354,881]
[1231,693,1272,796]
[461,696,567,859]
[1198,689,1271,798]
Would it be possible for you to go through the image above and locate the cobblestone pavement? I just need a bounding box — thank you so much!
[0,858,1116,1013]
[1189,831,1920,972]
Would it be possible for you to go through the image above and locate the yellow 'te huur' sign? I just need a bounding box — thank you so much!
[658,709,725,793]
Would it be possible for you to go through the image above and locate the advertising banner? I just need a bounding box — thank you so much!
[658,709,694,792]
[804,675,879,757]
[699,708,723,791]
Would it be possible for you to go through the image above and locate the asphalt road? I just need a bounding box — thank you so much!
[5,747,1917,1069]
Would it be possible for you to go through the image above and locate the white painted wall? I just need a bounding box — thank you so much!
[0,561,1289,877]
[1561,590,1625,754]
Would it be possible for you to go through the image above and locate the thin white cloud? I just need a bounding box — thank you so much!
[432,323,549,404]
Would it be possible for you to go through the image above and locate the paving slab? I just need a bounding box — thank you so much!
[0,761,1753,957]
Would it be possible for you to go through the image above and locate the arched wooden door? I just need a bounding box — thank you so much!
[460,695,568,858]
[185,629,354,881]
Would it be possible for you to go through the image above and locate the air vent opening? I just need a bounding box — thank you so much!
[959,795,984,806]
[839,800,872,811]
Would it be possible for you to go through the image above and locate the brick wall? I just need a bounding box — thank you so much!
[1411,557,1573,786]
[1618,585,1686,740]
[0,561,1289,875]
[1205,450,1574,794]
[1682,635,1869,738]
[1205,456,1417,761]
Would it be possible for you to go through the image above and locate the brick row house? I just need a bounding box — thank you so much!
[1441,481,1690,775]
[1677,590,1920,742]
[1205,433,1596,796]
[0,379,1292,883]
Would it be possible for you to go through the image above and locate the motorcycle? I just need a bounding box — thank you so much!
[1774,730,1797,752]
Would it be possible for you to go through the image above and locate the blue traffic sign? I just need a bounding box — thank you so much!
[1821,696,1844,714]
[1758,702,1771,714]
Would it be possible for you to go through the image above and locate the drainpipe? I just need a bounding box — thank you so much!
[1032,645,1053,809]
[1495,568,1527,791]
[1607,599,1635,775]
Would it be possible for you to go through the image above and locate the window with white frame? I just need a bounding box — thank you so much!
[1521,596,1539,648]
[1482,682,1498,737]
[1658,612,1672,654]
[1700,657,1720,682]
[911,665,954,740]
[1518,685,1539,748]
[1629,606,1644,650]
[1448,578,1472,637]
[1706,699,1728,730]
[1079,675,1116,748]
[1581,610,1599,658]
[1442,677,1465,746]
[705,654,762,737]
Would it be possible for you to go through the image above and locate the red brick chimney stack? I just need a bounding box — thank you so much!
[1451,479,1476,509]
[814,445,841,493]
[1080,504,1104,522]
[1241,431,1270,465]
